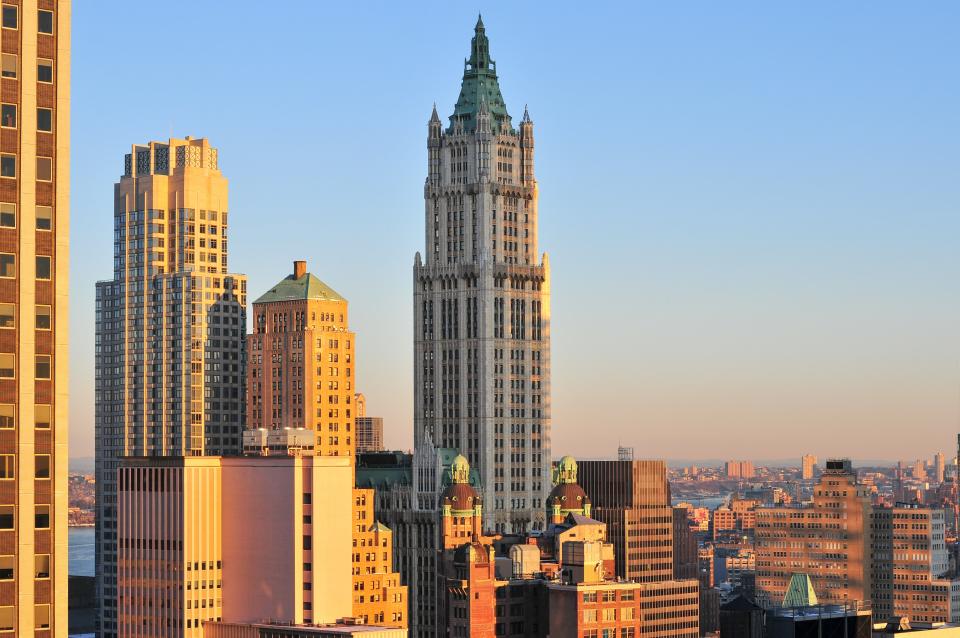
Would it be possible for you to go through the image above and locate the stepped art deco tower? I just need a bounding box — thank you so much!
[94,137,247,638]
[414,17,551,534]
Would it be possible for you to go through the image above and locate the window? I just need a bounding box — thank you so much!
[35,554,49,579]
[1,5,15,29]
[0,354,12,378]
[36,305,50,329]
[0,405,12,429]
[35,405,50,429]
[0,254,12,278]
[36,205,51,230]
[34,603,49,629]
[0,606,10,632]
[0,53,14,79]
[0,155,14,178]
[0,556,10,580]
[0,506,11,529]
[0,104,13,128]
[35,505,49,529]
[35,354,50,379]
[36,255,51,279]
[35,455,49,479]
[0,455,12,479]
[37,108,51,132]
[37,10,52,34]
[583,609,597,623]
[37,58,52,83]
[36,156,52,181]
[0,304,12,328]
[0,203,13,227]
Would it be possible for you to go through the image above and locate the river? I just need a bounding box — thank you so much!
[69,526,95,577]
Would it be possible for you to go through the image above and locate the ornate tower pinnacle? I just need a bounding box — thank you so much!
[449,19,511,133]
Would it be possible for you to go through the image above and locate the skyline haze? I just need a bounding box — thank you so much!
[70,2,960,461]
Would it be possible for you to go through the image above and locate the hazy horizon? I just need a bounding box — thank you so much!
[69,3,960,461]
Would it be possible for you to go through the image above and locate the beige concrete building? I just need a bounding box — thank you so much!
[247,261,355,459]
[0,1,70,636]
[414,18,551,534]
[802,454,817,480]
[117,454,354,638]
[755,459,874,607]
[355,393,384,453]
[725,461,755,479]
[871,504,960,623]
[96,137,247,637]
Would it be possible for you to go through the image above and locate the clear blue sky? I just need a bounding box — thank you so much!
[70,2,960,462]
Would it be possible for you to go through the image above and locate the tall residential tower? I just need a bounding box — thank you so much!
[414,17,551,533]
[0,2,70,635]
[95,137,247,638]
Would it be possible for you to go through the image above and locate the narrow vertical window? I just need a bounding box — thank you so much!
[37,10,52,34]
[0,204,12,228]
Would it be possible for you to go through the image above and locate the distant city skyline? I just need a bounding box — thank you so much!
[70,3,960,460]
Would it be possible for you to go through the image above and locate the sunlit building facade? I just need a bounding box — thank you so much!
[247,260,355,459]
[0,1,70,635]
[755,459,873,607]
[95,137,248,637]
[352,488,407,628]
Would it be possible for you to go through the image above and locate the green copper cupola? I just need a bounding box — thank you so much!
[448,15,513,134]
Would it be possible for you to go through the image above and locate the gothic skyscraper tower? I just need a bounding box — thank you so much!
[414,17,551,533]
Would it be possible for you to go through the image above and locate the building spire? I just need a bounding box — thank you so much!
[430,103,440,124]
[449,17,511,134]
[469,14,491,71]
[523,104,531,123]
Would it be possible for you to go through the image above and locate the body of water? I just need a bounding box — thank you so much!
[672,495,728,510]
[69,526,95,577]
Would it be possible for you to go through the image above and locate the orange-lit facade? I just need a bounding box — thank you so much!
[755,459,873,607]
[351,488,407,628]
[0,1,70,635]
[247,261,355,459]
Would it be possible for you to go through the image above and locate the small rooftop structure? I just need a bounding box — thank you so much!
[243,428,316,457]
[782,573,818,608]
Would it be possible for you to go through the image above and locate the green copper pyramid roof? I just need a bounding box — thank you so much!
[448,15,512,134]
[782,573,819,608]
[253,272,346,305]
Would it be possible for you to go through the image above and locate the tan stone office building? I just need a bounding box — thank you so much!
[95,137,247,637]
[0,1,69,635]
